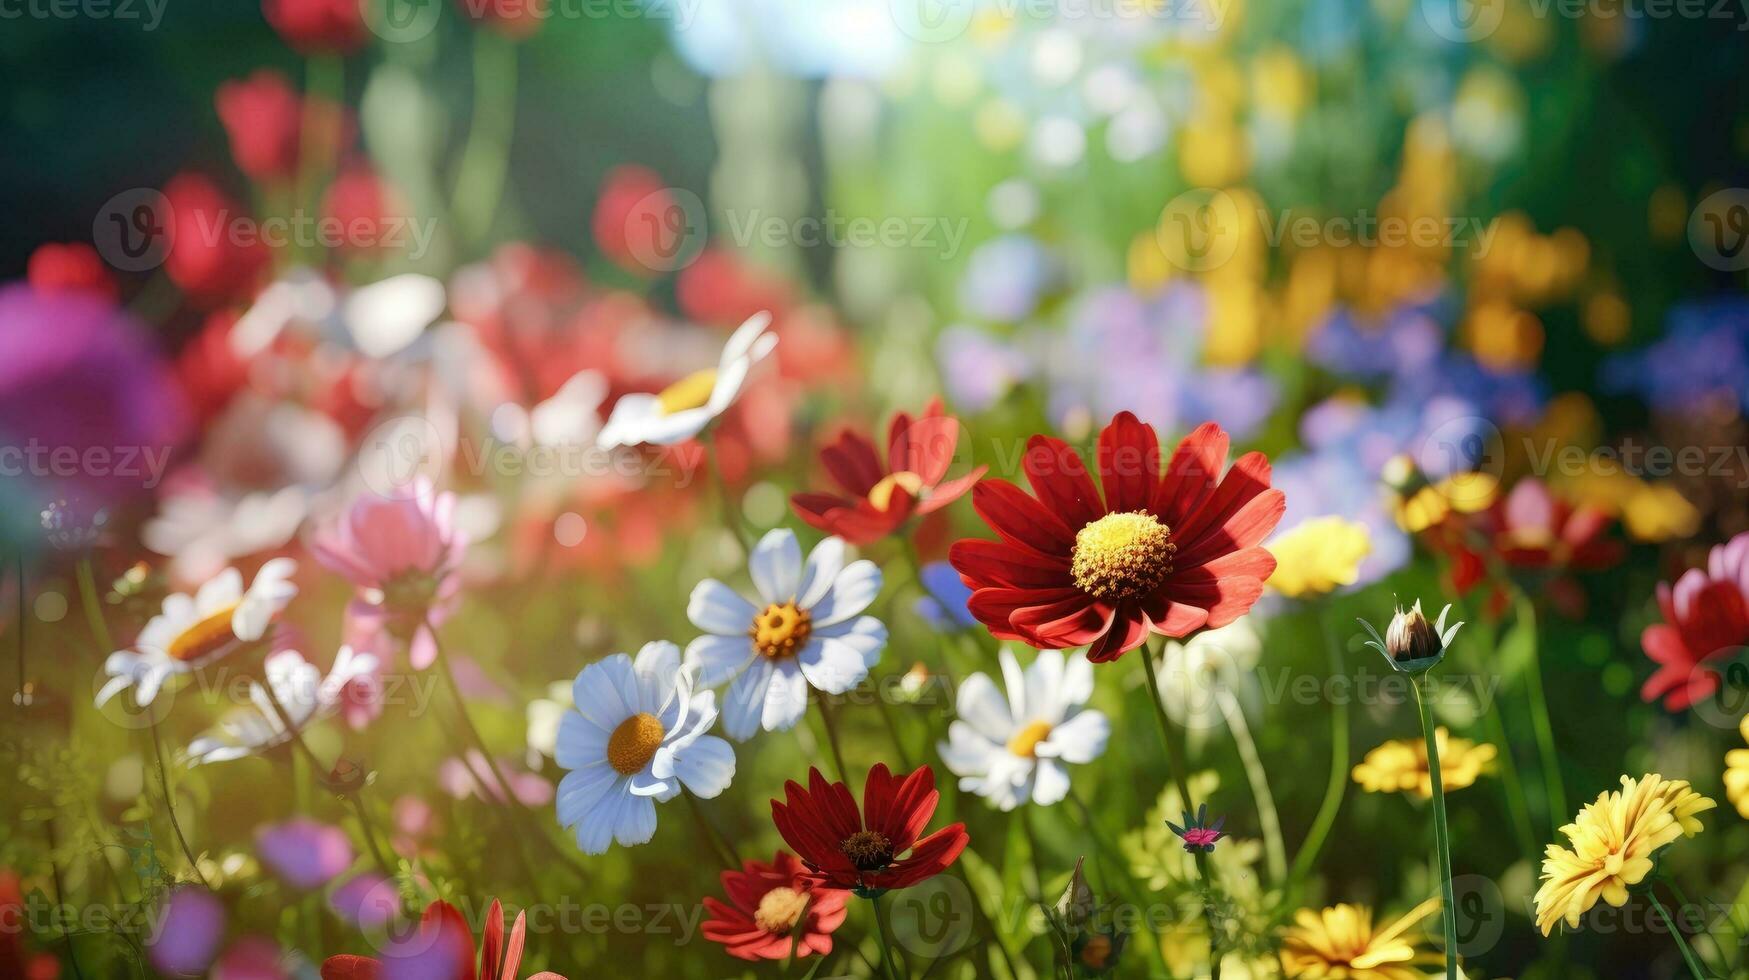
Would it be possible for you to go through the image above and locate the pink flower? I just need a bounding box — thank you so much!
[439,750,553,807]
[257,818,355,890]
[313,480,466,670]
[1641,531,1749,711]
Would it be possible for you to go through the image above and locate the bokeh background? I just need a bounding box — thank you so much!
[5,0,1749,977]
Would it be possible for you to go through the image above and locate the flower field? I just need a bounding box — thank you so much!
[4,1,1749,978]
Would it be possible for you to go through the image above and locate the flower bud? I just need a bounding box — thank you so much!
[1359,599,1464,674]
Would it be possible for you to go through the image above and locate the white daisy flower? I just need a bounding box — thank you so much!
[555,641,736,855]
[186,646,378,766]
[938,647,1109,811]
[96,558,299,709]
[595,312,776,449]
[683,529,887,741]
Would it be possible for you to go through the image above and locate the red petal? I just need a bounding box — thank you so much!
[792,492,905,545]
[820,430,885,496]
[321,956,383,980]
[917,466,986,514]
[1174,451,1274,545]
[1174,488,1286,569]
[500,911,528,980]
[876,824,968,889]
[971,480,1075,554]
[1023,435,1103,529]
[1137,594,1210,637]
[891,413,962,486]
[1152,422,1229,527]
[1097,411,1161,514]
[965,587,1078,643]
[1085,606,1150,662]
[480,900,504,980]
[948,539,1071,590]
[1011,593,1114,647]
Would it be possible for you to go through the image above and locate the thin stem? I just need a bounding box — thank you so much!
[347,792,396,880]
[1289,610,1349,895]
[15,554,28,702]
[1140,641,1222,980]
[1513,593,1567,830]
[1413,675,1458,980]
[148,721,211,888]
[451,30,519,246]
[1650,886,1710,980]
[1215,688,1285,884]
[43,817,87,980]
[871,893,904,980]
[1665,879,1726,977]
[75,557,112,650]
[815,695,850,782]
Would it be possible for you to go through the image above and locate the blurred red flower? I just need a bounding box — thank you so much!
[770,765,967,895]
[322,164,405,256]
[1641,531,1749,711]
[592,165,678,275]
[321,898,566,979]
[950,413,1282,662]
[177,310,250,423]
[216,70,352,182]
[1484,478,1623,571]
[676,247,793,327]
[27,241,116,300]
[263,0,367,54]
[702,851,849,961]
[0,872,59,980]
[455,0,546,38]
[163,173,269,307]
[791,398,985,545]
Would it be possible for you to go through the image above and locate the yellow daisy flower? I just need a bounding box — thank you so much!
[1279,897,1444,979]
[1267,516,1373,598]
[1352,728,1497,799]
[1533,773,1716,936]
[1725,717,1749,819]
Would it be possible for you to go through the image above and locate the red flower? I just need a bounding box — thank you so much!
[263,0,367,54]
[1641,531,1749,711]
[215,70,302,181]
[163,173,270,307]
[27,242,116,300]
[949,412,1283,663]
[771,765,968,896]
[591,165,678,275]
[456,0,547,39]
[321,899,566,980]
[322,164,406,256]
[790,398,987,545]
[1483,478,1622,571]
[701,851,850,961]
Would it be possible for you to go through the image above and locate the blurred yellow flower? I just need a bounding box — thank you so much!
[1279,897,1443,979]
[1352,728,1497,799]
[1560,471,1699,543]
[1534,773,1715,935]
[1382,455,1500,533]
[1464,298,1545,371]
[1725,717,1749,819]
[1267,516,1372,598]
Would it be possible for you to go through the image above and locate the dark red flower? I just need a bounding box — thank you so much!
[321,899,566,980]
[1642,531,1749,711]
[949,412,1283,663]
[701,851,849,960]
[1482,478,1623,571]
[771,765,968,896]
[790,398,986,545]
[27,242,116,301]
[215,70,303,181]
[263,0,367,54]
[163,173,270,307]
[592,165,678,275]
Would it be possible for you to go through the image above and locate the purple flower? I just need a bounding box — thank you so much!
[330,872,400,930]
[936,326,1034,414]
[915,560,978,630]
[210,936,287,980]
[1603,299,1749,414]
[147,886,226,977]
[958,235,1059,321]
[256,818,355,890]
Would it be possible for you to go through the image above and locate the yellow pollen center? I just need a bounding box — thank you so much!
[750,602,812,659]
[1070,511,1176,600]
[167,603,241,663]
[1007,720,1054,758]
[606,712,666,775]
[753,886,810,934]
[655,368,717,415]
[867,471,924,511]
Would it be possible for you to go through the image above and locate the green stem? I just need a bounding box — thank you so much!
[1216,688,1285,884]
[1140,641,1222,980]
[147,720,211,888]
[1289,610,1350,896]
[451,29,519,247]
[43,817,87,980]
[346,791,397,881]
[684,790,739,870]
[815,695,850,782]
[1513,594,1567,830]
[871,892,905,980]
[1414,675,1458,980]
[1666,879,1726,977]
[1650,886,1709,980]
[75,557,112,651]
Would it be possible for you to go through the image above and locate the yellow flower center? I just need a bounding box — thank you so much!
[606,712,666,775]
[867,471,924,511]
[1602,851,1624,876]
[750,602,812,659]
[655,368,717,415]
[166,602,240,663]
[753,886,810,934]
[840,829,895,871]
[1007,720,1054,758]
[1070,511,1176,600]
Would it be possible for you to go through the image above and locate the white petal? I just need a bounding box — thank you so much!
[1059,653,1095,713]
[721,311,773,362]
[342,273,445,357]
[670,735,736,798]
[555,712,610,770]
[571,655,635,731]
[685,634,755,688]
[133,665,171,708]
[999,648,1028,722]
[634,641,682,712]
[955,671,1015,744]
[596,394,662,450]
[627,770,674,797]
[1031,759,1071,807]
[809,560,882,626]
[613,794,659,849]
[749,529,802,604]
[761,659,810,733]
[796,638,869,695]
[571,779,632,854]
[194,568,243,615]
[555,765,617,828]
[796,537,847,610]
[1038,711,1110,765]
[938,723,1003,778]
[723,658,774,741]
[687,579,758,635]
[1026,649,1067,724]
[812,616,887,669]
